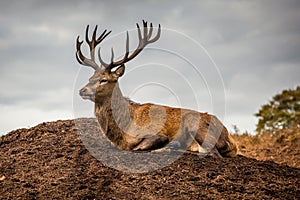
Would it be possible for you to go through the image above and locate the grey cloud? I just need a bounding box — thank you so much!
[1,0,300,134]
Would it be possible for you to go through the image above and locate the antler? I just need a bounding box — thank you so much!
[98,20,161,71]
[76,25,111,70]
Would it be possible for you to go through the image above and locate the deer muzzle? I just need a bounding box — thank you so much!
[79,86,95,102]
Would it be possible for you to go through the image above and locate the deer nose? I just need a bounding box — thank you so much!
[79,88,87,96]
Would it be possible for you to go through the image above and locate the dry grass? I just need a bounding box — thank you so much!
[232,127,300,168]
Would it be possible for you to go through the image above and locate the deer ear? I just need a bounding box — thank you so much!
[114,64,125,78]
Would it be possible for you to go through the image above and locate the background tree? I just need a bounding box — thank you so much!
[255,86,300,133]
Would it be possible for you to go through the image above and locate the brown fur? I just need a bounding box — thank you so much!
[84,68,237,157]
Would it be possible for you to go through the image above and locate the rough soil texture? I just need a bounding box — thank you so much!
[0,118,299,199]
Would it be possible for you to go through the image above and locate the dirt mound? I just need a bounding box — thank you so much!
[0,119,299,199]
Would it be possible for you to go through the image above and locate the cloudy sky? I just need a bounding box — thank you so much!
[0,0,299,135]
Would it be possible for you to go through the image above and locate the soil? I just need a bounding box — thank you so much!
[0,118,299,199]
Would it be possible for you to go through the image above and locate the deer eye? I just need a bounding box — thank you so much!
[99,79,108,85]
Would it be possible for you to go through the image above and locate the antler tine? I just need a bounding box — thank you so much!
[125,31,130,58]
[148,24,161,43]
[136,23,143,45]
[97,29,111,44]
[98,20,161,71]
[143,20,148,42]
[76,25,111,70]
[92,25,98,43]
[148,23,153,40]
[111,48,115,63]
[97,47,107,68]
[85,25,91,44]
[89,25,97,61]
[75,37,85,65]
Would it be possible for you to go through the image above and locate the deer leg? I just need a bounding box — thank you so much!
[182,113,220,156]
[183,113,237,157]
[133,134,169,151]
[203,115,237,157]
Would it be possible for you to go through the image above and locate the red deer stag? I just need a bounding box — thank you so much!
[76,20,237,157]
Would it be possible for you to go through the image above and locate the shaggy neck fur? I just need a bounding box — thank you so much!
[94,83,134,149]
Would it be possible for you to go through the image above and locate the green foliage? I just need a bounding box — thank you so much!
[255,86,300,133]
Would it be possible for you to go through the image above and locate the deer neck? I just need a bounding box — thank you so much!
[94,83,132,147]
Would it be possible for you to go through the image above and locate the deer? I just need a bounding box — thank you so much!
[76,20,237,157]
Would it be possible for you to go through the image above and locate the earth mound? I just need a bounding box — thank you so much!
[0,118,299,199]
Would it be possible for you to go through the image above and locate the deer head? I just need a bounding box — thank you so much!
[76,20,161,102]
